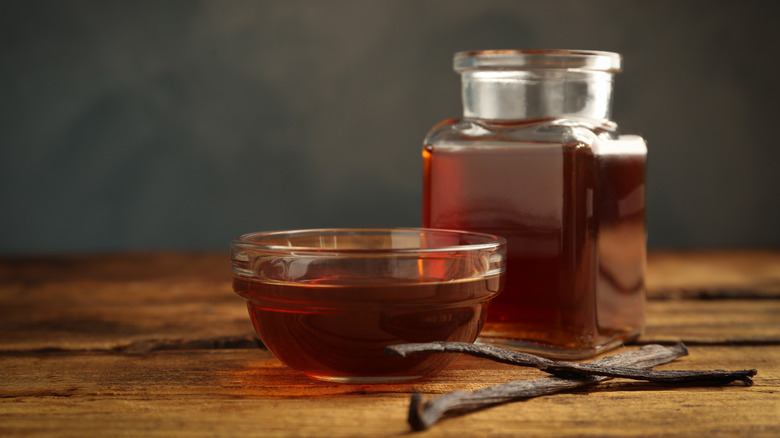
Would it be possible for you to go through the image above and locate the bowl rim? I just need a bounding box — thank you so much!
[231,227,506,255]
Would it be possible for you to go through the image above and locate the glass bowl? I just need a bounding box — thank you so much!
[231,228,506,383]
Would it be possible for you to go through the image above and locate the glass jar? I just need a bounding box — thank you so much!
[422,50,646,359]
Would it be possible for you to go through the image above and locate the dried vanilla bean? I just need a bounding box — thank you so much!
[386,344,756,431]
[387,342,756,385]
[400,344,686,430]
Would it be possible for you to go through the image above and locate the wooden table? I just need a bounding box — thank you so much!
[1,251,779,437]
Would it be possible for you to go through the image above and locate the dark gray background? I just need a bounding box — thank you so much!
[2,0,779,254]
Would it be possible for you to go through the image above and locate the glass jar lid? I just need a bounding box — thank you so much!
[454,49,622,73]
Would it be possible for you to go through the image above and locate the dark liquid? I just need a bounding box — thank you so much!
[233,275,500,382]
[423,141,645,357]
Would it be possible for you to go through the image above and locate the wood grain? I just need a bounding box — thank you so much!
[647,250,780,299]
[1,251,779,437]
[3,251,779,352]
[0,253,252,352]
[1,346,777,437]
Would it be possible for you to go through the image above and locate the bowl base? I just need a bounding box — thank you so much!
[307,374,424,384]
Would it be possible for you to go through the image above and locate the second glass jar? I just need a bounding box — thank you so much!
[422,50,647,358]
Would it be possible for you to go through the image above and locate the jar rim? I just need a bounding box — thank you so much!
[454,49,622,73]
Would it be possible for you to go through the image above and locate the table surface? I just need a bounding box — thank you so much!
[1,250,778,437]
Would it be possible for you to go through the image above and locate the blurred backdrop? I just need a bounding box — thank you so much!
[2,0,779,254]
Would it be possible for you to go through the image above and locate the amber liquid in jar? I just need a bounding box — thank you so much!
[423,129,646,358]
[233,273,501,382]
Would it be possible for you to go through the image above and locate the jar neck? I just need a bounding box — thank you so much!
[460,69,615,121]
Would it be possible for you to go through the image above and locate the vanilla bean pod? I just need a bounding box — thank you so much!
[387,344,756,431]
[401,344,686,431]
[387,342,756,385]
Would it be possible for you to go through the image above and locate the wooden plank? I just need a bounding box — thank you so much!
[0,252,230,283]
[2,252,779,353]
[1,346,777,437]
[640,299,780,344]
[646,250,780,299]
[0,253,255,352]
[3,250,778,298]
[0,277,253,351]
[2,291,776,351]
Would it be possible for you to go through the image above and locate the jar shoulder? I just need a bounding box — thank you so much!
[424,117,620,147]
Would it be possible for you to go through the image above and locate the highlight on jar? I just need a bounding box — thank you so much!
[231,228,507,383]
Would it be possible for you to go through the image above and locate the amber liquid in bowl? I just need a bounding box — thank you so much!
[233,273,502,383]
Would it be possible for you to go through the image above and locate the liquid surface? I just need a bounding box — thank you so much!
[423,138,645,357]
[233,275,501,382]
